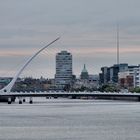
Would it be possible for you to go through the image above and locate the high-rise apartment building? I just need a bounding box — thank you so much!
[55,51,73,88]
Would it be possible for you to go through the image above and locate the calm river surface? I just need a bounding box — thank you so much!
[0,98,140,140]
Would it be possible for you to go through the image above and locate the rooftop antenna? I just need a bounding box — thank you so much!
[117,23,120,65]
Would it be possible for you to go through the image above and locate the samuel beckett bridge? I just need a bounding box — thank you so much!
[0,37,140,104]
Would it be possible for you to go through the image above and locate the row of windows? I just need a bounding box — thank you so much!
[56,68,72,70]
[56,75,72,78]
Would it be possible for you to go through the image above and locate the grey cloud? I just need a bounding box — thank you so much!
[0,0,140,77]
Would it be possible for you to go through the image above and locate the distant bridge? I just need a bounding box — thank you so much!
[1,91,140,104]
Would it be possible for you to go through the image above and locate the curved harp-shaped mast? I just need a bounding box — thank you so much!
[0,37,60,94]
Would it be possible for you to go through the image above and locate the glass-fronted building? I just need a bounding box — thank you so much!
[55,51,73,88]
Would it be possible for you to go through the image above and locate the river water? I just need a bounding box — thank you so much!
[0,98,140,140]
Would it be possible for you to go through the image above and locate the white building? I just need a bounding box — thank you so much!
[55,51,73,88]
[118,65,140,88]
[133,66,140,87]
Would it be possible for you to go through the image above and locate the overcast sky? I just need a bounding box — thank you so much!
[0,0,140,78]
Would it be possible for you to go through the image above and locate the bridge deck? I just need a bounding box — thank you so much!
[1,92,140,98]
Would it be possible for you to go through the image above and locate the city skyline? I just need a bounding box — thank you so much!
[0,0,140,78]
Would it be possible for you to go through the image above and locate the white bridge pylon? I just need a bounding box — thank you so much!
[0,37,60,94]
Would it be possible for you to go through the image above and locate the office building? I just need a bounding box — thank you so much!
[100,67,110,84]
[118,65,140,88]
[55,51,73,88]
[118,71,133,88]
[99,63,129,85]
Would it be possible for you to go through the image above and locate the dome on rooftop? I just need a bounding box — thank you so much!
[80,64,89,80]
[82,64,88,73]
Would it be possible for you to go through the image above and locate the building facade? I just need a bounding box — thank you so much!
[55,51,73,89]
[118,71,133,88]
[100,67,110,84]
[118,65,140,88]
[132,66,140,88]
[99,63,129,85]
